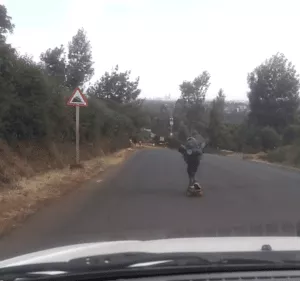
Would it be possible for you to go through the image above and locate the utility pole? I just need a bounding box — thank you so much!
[169,116,173,137]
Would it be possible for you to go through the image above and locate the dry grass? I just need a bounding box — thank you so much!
[242,154,253,160]
[0,140,119,186]
[0,148,133,237]
[241,150,300,172]
[0,141,35,184]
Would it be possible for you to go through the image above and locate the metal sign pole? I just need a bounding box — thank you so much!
[76,106,80,164]
[170,117,173,137]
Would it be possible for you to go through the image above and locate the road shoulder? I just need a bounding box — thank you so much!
[0,148,138,238]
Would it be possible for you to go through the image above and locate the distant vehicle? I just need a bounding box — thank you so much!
[158,136,167,146]
[152,135,167,146]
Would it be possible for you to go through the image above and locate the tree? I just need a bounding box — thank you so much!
[66,28,94,89]
[0,5,14,43]
[178,121,189,142]
[208,89,226,148]
[0,55,57,141]
[40,45,66,85]
[214,89,225,114]
[88,66,149,135]
[248,53,300,132]
[0,3,158,168]
[88,65,141,103]
[219,123,241,151]
[0,44,18,140]
[179,71,211,133]
[180,71,210,105]
[173,98,187,131]
[156,103,172,137]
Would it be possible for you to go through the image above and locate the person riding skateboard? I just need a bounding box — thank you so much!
[178,136,204,191]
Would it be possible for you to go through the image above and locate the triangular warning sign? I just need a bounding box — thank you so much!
[67,88,88,107]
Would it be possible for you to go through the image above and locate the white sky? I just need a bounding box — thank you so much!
[2,0,300,100]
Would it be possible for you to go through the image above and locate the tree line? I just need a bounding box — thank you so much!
[0,5,149,151]
[1,3,300,156]
[155,52,300,153]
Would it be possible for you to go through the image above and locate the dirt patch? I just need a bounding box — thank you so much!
[130,143,161,150]
[142,145,162,149]
[0,148,135,237]
[242,152,266,160]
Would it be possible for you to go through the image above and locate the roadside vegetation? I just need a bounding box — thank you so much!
[0,5,150,186]
[145,54,300,168]
[1,0,300,192]
[0,4,148,233]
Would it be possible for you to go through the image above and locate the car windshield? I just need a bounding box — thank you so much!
[1,0,300,277]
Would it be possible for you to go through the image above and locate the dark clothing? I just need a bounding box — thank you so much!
[178,138,203,162]
[186,155,200,178]
[179,138,203,186]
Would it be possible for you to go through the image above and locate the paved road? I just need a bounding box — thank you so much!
[1,148,300,259]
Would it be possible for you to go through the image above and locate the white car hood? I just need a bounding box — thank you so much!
[1,236,300,268]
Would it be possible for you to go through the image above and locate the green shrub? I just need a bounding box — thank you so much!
[265,147,287,163]
[283,125,300,145]
[260,126,281,151]
[244,127,262,150]
[265,145,300,167]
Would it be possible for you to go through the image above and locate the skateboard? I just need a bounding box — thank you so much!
[186,183,203,197]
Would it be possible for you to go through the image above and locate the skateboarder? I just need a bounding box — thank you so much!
[178,136,204,191]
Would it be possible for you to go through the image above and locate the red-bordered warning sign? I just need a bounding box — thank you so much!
[67,87,88,107]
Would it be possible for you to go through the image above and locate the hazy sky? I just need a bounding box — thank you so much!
[2,0,300,100]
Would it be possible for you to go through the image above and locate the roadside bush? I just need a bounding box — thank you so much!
[241,144,262,154]
[244,127,262,151]
[264,147,287,163]
[0,4,149,156]
[136,130,152,143]
[264,145,300,167]
[177,123,189,142]
[260,126,281,151]
[215,124,240,151]
[283,125,300,145]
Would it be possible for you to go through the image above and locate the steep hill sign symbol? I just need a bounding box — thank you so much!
[67,88,88,107]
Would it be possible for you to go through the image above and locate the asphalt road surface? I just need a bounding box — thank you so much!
[1,148,300,259]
